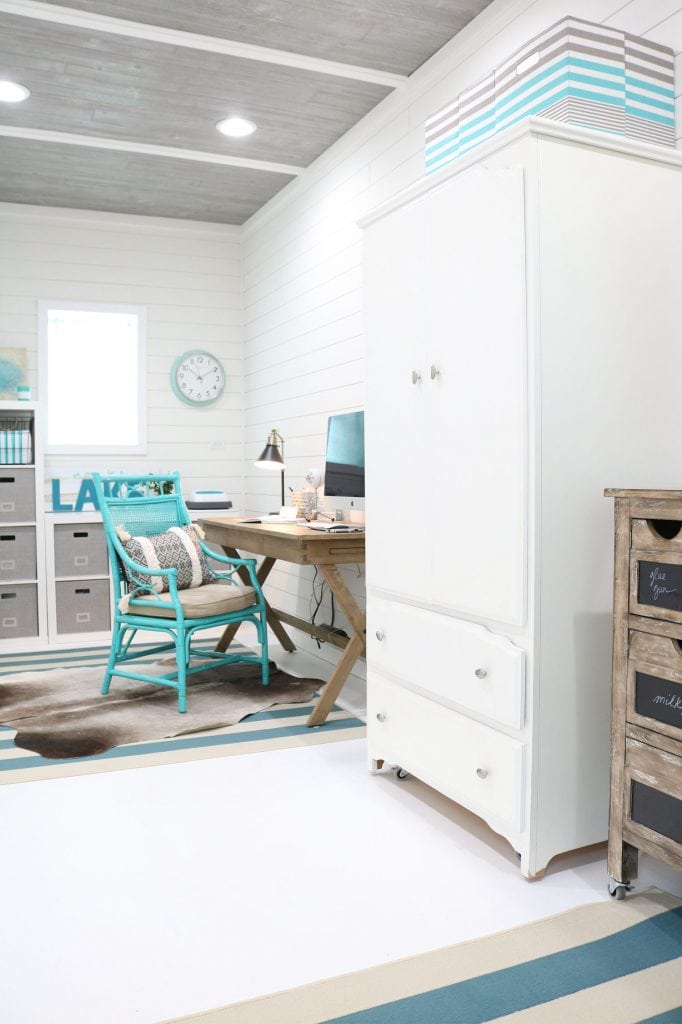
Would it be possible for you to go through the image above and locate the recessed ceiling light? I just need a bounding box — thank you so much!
[0,80,30,103]
[216,117,257,138]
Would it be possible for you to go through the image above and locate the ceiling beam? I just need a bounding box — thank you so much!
[0,0,408,89]
[0,125,304,175]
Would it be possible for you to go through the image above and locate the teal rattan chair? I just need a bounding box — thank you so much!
[92,472,269,712]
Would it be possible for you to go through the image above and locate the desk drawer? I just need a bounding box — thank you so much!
[54,523,108,577]
[368,672,525,832]
[0,526,36,581]
[367,598,525,729]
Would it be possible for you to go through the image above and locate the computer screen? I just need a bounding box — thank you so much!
[323,411,365,497]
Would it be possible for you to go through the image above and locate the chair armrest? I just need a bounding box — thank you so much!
[198,543,262,595]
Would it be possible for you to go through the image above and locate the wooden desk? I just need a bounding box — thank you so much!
[199,519,365,726]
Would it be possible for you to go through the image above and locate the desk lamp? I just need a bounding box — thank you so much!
[255,428,286,508]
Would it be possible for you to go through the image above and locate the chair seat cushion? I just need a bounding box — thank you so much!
[129,582,257,619]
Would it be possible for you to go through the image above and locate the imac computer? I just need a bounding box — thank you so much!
[323,411,365,500]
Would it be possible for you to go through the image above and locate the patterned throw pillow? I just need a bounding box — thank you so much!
[116,524,213,593]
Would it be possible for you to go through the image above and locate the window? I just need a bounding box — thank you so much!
[38,301,147,454]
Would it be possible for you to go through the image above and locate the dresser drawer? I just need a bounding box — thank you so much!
[367,598,525,729]
[624,739,682,859]
[54,523,108,577]
[630,550,682,623]
[627,630,682,742]
[368,672,525,832]
[631,517,682,553]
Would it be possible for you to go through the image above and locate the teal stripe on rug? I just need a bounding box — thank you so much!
[325,908,682,1024]
[636,1009,682,1023]
[0,715,362,770]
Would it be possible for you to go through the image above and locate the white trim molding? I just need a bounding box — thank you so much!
[0,126,305,176]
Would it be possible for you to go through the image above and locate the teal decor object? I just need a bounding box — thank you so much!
[0,350,27,398]
[170,350,225,406]
[92,472,269,713]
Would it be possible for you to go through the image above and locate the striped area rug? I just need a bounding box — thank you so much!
[162,890,682,1024]
[0,645,365,786]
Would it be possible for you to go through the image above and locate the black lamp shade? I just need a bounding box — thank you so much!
[255,443,285,469]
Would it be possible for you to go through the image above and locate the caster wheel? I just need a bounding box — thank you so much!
[394,767,409,780]
[608,879,632,900]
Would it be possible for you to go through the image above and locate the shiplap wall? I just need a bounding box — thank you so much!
[242,0,682,704]
[0,203,243,508]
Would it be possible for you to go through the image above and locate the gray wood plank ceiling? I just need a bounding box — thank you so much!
[0,1,493,223]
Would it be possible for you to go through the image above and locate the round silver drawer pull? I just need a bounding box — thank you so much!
[375,630,385,641]
[430,364,441,380]
[376,712,386,723]
[476,767,489,780]
[411,370,422,385]
[474,668,488,679]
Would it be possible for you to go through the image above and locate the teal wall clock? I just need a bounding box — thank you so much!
[170,350,225,406]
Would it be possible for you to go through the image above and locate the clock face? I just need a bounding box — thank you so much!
[171,350,225,406]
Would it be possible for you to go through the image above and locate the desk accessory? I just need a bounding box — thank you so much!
[185,489,232,510]
[255,428,286,508]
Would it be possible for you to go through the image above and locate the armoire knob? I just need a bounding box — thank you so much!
[376,712,386,723]
[411,370,421,385]
[475,668,488,679]
[476,767,489,780]
[375,630,385,641]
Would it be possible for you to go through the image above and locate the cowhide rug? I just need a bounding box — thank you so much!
[0,660,322,760]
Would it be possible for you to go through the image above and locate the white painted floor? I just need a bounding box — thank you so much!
[0,649,680,1024]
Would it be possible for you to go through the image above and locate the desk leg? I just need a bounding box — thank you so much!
[215,550,296,654]
[307,564,366,727]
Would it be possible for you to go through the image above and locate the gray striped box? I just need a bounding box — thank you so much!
[425,17,675,175]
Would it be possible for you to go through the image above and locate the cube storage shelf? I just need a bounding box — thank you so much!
[0,401,47,646]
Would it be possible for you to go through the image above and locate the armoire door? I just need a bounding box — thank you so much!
[364,195,431,603]
[425,165,528,626]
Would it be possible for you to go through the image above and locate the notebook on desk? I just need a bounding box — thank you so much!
[307,522,365,532]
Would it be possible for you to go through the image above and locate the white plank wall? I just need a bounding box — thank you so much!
[242,0,682,701]
[0,204,243,509]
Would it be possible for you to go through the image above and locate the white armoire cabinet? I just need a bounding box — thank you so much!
[361,119,682,878]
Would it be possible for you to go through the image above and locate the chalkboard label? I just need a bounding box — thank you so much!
[637,561,682,613]
[631,781,682,845]
[635,672,682,731]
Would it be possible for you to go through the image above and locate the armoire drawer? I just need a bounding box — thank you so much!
[367,598,525,729]
[368,672,525,832]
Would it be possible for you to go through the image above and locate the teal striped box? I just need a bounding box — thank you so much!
[425,17,675,175]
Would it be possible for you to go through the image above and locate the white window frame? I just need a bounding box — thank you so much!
[38,300,147,455]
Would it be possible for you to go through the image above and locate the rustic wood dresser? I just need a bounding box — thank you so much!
[606,489,682,898]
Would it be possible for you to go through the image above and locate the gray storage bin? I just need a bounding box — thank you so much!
[54,522,108,577]
[56,579,111,634]
[0,526,37,581]
[0,468,35,523]
[0,582,38,639]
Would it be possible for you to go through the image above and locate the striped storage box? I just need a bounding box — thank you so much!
[0,429,32,465]
[425,17,675,175]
